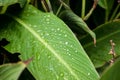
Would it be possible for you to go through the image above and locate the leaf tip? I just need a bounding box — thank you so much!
[23,57,33,65]
[93,38,96,47]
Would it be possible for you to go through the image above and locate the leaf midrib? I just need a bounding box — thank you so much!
[12,15,80,80]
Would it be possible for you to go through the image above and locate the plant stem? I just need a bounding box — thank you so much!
[105,1,109,22]
[41,0,53,13]
[84,0,98,21]
[59,0,70,10]
[110,4,120,21]
[56,4,63,16]
[81,0,86,19]
[115,12,120,19]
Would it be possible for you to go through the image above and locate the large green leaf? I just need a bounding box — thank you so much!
[80,21,120,68]
[0,61,27,80]
[0,5,99,80]
[100,58,120,80]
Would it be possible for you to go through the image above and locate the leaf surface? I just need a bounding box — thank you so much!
[0,5,99,80]
[100,58,120,80]
[80,21,120,68]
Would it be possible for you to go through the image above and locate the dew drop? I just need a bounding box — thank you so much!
[28,24,32,27]
[75,50,78,53]
[47,15,50,17]
[37,30,41,32]
[26,14,30,16]
[64,34,67,37]
[46,18,50,21]
[70,45,73,48]
[37,55,40,60]
[87,73,90,76]
[65,42,68,45]
[33,10,37,14]
[33,25,37,27]
[58,34,62,36]
[48,56,51,59]
[46,33,49,36]
[47,22,50,24]
[60,73,64,77]
[57,28,60,31]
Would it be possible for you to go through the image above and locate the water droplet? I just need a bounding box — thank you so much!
[33,10,37,14]
[68,53,71,56]
[65,42,68,45]
[60,73,64,77]
[46,33,49,36]
[64,34,67,37]
[47,22,50,24]
[28,24,32,27]
[75,50,78,53]
[33,25,37,27]
[58,34,62,36]
[37,30,41,32]
[26,14,30,16]
[70,45,73,48]
[37,55,40,60]
[57,28,60,31]
[87,73,90,76]
[47,15,50,17]
[46,18,50,21]
[48,56,51,59]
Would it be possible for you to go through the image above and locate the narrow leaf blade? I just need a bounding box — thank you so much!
[100,58,120,80]
[0,61,27,80]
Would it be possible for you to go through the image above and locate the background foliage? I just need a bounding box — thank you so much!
[0,0,120,80]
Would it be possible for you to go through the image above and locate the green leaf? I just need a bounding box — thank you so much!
[0,61,27,80]
[60,10,96,44]
[100,58,120,80]
[98,0,114,10]
[80,21,120,68]
[0,5,99,80]
[0,0,27,14]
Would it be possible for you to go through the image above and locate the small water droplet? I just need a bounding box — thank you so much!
[48,56,51,59]
[46,33,49,36]
[70,45,73,48]
[37,30,41,32]
[75,50,78,53]
[64,34,67,37]
[60,73,64,77]
[26,14,30,16]
[87,73,90,76]
[46,18,50,21]
[68,53,71,56]
[28,24,32,27]
[33,10,37,14]
[58,34,62,36]
[65,42,68,45]
[47,22,50,24]
[33,25,37,27]
[47,15,50,17]
[37,56,40,60]
[57,28,60,31]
